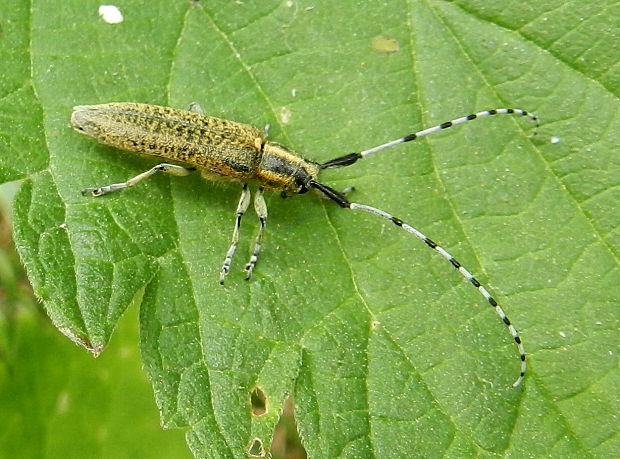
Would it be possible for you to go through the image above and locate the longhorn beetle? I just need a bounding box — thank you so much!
[71,102,538,387]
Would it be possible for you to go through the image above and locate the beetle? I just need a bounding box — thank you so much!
[71,102,537,386]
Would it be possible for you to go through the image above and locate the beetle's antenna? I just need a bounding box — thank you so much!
[309,180,527,387]
[320,108,538,169]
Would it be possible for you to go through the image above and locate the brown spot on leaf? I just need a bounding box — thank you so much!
[372,35,400,54]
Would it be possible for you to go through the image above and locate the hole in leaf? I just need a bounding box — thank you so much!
[271,396,307,459]
[246,437,265,457]
[250,386,267,416]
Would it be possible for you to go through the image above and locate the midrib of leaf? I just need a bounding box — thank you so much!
[199,6,295,148]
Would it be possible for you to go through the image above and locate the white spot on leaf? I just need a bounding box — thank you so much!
[98,5,124,24]
[279,106,292,124]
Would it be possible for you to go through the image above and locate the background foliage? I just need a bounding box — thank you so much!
[1,0,618,457]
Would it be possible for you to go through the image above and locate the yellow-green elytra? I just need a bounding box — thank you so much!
[71,103,320,193]
[72,102,538,388]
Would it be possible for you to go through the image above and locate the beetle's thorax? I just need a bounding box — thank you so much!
[256,141,320,193]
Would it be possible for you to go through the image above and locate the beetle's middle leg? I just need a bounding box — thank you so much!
[244,187,267,280]
[220,184,251,284]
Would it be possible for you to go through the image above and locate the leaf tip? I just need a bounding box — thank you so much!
[58,327,105,356]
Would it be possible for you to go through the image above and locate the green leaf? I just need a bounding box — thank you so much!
[2,0,618,457]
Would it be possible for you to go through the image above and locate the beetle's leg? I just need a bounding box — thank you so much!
[244,187,267,280]
[220,184,251,284]
[187,102,204,114]
[81,163,194,197]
